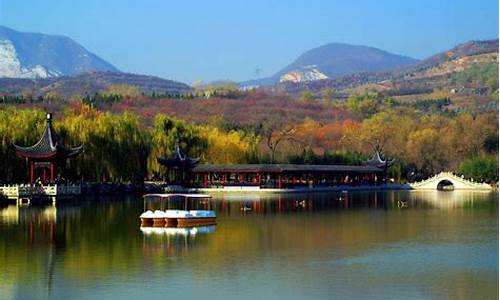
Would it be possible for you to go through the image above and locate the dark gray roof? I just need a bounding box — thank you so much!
[363,149,394,168]
[13,114,83,158]
[192,164,384,173]
[157,144,200,169]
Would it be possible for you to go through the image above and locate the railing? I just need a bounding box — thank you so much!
[0,184,81,198]
[410,171,492,189]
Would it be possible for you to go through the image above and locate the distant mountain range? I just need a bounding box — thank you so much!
[0,26,191,96]
[0,26,118,78]
[276,39,499,97]
[0,26,497,99]
[0,72,192,98]
[243,43,419,86]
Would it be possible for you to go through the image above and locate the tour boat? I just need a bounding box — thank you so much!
[141,193,216,227]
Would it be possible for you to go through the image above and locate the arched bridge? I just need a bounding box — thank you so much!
[410,172,492,190]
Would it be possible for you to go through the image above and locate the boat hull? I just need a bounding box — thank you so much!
[153,218,166,227]
[177,217,217,227]
[141,218,153,226]
[165,217,178,226]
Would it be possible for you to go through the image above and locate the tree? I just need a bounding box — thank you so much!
[103,84,141,98]
[300,90,315,102]
[458,155,498,183]
[148,115,207,177]
[322,88,335,101]
[406,128,447,176]
[199,126,259,164]
[346,91,379,117]
[263,123,300,163]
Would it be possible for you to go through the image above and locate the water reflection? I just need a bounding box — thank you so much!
[141,225,216,236]
[0,191,497,300]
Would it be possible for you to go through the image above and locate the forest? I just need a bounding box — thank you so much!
[0,84,498,184]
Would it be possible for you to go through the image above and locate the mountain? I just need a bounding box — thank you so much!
[0,72,192,98]
[243,43,419,86]
[275,39,499,99]
[0,26,118,79]
[413,39,498,71]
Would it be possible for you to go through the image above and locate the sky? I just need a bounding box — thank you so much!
[0,0,498,83]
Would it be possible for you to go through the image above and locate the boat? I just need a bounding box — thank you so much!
[140,210,168,227]
[141,193,216,227]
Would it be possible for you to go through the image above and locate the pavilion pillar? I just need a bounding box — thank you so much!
[50,162,54,183]
[278,175,282,189]
[204,173,208,188]
[29,160,34,184]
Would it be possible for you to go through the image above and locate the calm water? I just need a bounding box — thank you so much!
[0,191,498,300]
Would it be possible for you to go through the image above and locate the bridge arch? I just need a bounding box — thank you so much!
[436,179,454,191]
[410,172,492,190]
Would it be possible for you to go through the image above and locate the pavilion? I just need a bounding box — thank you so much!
[157,144,200,184]
[13,113,83,184]
[158,145,391,189]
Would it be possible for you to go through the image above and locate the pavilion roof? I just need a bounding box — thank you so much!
[363,149,394,168]
[157,144,200,169]
[191,164,384,173]
[13,113,83,159]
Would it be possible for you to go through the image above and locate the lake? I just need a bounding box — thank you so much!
[0,191,498,299]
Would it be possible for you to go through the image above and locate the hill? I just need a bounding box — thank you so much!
[0,26,118,78]
[276,39,499,100]
[0,71,192,98]
[244,43,418,86]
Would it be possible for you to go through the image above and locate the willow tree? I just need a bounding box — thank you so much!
[57,111,151,183]
[0,108,46,182]
[148,115,207,179]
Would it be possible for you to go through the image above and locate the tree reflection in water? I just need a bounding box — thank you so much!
[0,191,497,299]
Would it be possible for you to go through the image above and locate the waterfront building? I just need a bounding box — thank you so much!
[158,146,390,189]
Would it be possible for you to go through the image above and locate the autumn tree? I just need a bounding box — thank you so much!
[406,128,447,176]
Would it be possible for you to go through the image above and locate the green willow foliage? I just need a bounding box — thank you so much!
[148,115,207,178]
[0,108,46,182]
[58,111,150,183]
[0,107,260,183]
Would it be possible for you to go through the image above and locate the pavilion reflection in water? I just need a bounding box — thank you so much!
[0,202,69,299]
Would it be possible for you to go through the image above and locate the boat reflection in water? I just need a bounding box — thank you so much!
[140,224,217,256]
[140,225,216,236]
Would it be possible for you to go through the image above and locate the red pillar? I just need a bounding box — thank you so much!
[30,161,34,184]
[50,162,54,183]
[278,175,282,189]
[203,173,208,188]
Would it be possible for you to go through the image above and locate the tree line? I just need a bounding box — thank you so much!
[0,93,497,184]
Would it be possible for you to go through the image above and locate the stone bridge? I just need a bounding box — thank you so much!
[410,172,492,190]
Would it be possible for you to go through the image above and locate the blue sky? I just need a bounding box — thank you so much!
[0,0,498,83]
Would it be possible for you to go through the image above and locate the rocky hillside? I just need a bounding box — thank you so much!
[277,39,499,99]
[0,26,118,78]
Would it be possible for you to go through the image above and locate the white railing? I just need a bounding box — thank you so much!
[0,184,81,197]
[410,171,492,189]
